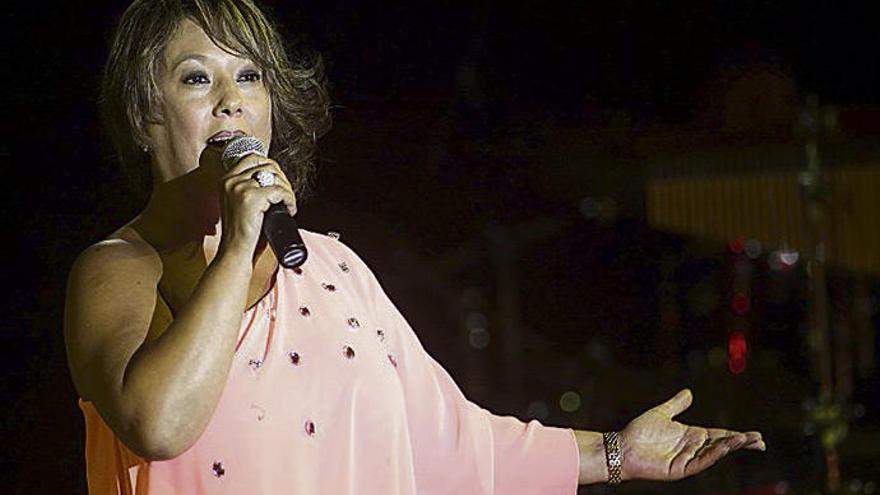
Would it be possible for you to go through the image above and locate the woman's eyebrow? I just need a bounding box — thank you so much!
[171,53,209,69]
[170,53,255,70]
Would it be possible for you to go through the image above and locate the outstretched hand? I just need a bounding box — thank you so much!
[619,389,765,481]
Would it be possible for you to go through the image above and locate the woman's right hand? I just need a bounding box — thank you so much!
[216,151,297,258]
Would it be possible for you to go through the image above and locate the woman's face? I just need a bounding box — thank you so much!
[146,18,272,184]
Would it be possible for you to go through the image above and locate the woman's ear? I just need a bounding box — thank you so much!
[135,129,153,154]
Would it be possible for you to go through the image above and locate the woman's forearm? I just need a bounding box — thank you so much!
[120,246,254,459]
[574,430,610,485]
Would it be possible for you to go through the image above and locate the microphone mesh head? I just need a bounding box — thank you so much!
[221,136,267,170]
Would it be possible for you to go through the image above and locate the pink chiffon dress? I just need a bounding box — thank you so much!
[79,230,580,494]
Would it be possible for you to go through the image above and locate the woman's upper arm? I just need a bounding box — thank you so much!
[63,238,163,420]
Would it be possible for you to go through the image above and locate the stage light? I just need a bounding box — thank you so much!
[745,239,762,259]
[727,331,747,374]
[468,328,490,349]
[579,197,600,220]
[708,346,727,368]
[731,292,751,314]
[779,250,799,266]
[728,238,745,254]
[769,250,799,271]
[728,356,746,374]
[773,480,790,494]
[465,312,488,330]
[559,391,581,412]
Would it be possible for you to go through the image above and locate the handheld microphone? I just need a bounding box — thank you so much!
[221,136,308,269]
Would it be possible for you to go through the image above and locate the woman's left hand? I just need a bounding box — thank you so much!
[619,389,765,481]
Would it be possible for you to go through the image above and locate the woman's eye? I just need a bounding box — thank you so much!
[182,72,210,85]
[238,70,262,83]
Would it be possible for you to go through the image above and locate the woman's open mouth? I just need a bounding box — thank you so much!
[206,130,246,149]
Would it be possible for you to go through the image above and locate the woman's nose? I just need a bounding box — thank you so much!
[213,81,243,117]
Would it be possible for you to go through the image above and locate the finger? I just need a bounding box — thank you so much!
[227,177,296,212]
[714,433,747,454]
[248,159,293,189]
[222,163,298,216]
[221,150,266,175]
[742,432,765,451]
[254,185,296,212]
[706,428,738,439]
[655,389,693,419]
[705,428,760,444]
[237,160,293,191]
[684,435,745,477]
[226,164,293,192]
[743,440,766,451]
[669,429,708,479]
[223,153,278,177]
[743,431,763,443]
[714,430,763,451]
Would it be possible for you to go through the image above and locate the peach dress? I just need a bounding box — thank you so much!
[79,230,579,494]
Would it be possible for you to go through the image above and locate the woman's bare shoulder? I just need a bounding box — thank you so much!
[66,222,172,403]
[73,221,163,279]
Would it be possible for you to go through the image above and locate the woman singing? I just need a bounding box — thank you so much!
[64,0,765,493]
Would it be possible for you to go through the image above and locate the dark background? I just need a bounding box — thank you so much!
[4,0,879,493]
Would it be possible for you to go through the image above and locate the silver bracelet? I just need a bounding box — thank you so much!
[603,431,623,485]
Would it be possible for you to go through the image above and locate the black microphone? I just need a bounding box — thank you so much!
[221,136,308,269]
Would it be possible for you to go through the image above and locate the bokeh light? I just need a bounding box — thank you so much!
[468,328,490,349]
[728,238,745,254]
[708,346,727,369]
[745,239,762,259]
[727,331,748,374]
[559,391,581,413]
[731,292,751,314]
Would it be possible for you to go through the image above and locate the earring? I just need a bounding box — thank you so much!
[141,144,150,153]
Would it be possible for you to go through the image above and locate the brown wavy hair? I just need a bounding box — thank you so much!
[101,0,331,203]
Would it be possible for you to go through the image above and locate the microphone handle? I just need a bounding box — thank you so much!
[262,203,308,268]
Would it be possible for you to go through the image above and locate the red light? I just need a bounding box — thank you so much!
[728,356,746,374]
[727,331,747,374]
[731,293,751,314]
[728,238,745,254]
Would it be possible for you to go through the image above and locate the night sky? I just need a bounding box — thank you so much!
[5,1,879,492]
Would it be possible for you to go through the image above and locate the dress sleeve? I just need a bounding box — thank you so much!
[357,253,580,494]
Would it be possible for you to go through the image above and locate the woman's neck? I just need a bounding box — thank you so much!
[136,163,222,249]
[133,203,271,270]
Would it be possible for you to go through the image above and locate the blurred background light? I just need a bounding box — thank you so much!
[468,328,490,349]
[559,391,581,413]
[745,239,763,259]
[727,331,748,374]
[708,347,727,369]
[731,292,751,314]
